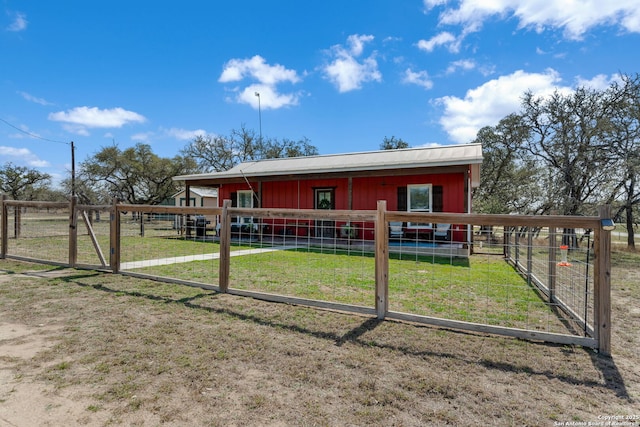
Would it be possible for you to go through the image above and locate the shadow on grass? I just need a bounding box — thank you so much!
[66,276,630,402]
[0,265,97,281]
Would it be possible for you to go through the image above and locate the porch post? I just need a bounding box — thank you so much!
[185,184,191,237]
[375,200,389,319]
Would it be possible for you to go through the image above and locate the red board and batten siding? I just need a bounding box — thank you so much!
[217,171,469,242]
[219,173,466,212]
[350,174,465,212]
[262,178,348,209]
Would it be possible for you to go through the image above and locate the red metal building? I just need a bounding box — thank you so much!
[173,143,482,242]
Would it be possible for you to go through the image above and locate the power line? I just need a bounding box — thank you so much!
[0,117,76,196]
[0,117,69,145]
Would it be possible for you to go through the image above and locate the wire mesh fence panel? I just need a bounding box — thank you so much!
[75,206,111,268]
[389,221,596,338]
[471,225,506,256]
[499,225,593,336]
[389,250,563,331]
[117,209,221,288]
[5,204,70,263]
[1,199,607,349]
[549,229,595,336]
[227,213,377,308]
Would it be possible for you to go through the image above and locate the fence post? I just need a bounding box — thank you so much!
[110,199,121,273]
[375,200,388,319]
[595,205,612,356]
[69,196,78,267]
[503,226,510,258]
[526,228,533,286]
[548,226,557,302]
[218,199,232,293]
[14,199,21,239]
[1,195,6,259]
[514,227,520,267]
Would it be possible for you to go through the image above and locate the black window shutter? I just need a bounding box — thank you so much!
[397,187,407,211]
[230,192,237,207]
[253,192,260,208]
[433,186,443,212]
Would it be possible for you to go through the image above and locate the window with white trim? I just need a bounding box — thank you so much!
[237,190,253,225]
[407,183,432,228]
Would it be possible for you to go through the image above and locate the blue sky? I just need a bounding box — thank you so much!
[2,1,640,186]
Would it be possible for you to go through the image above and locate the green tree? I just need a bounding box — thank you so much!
[604,73,640,249]
[182,125,318,172]
[260,137,318,159]
[520,87,616,217]
[380,136,409,150]
[181,125,261,173]
[473,78,640,249]
[472,114,546,215]
[60,175,110,205]
[0,162,51,200]
[79,143,197,205]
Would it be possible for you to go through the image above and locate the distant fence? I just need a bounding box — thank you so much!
[0,195,613,355]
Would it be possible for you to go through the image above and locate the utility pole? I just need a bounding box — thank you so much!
[71,141,76,197]
[255,92,262,144]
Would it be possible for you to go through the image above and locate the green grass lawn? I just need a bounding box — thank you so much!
[128,244,564,333]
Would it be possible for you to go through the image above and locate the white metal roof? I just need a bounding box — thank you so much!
[174,143,482,182]
[172,187,218,198]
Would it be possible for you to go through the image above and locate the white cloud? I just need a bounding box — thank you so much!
[323,34,382,93]
[0,146,50,167]
[62,124,90,136]
[131,132,154,142]
[48,106,146,135]
[415,142,442,148]
[218,55,301,109]
[423,0,447,9]
[219,55,300,86]
[437,69,568,143]
[416,32,460,53]
[18,91,53,106]
[426,0,640,39]
[244,85,300,110]
[383,36,402,44]
[346,34,374,56]
[446,59,476,74]
[575,74,621,91]
[5,123,40,140]
[403,69,433,89]
[6,11,27,32]
[164,127,207,141]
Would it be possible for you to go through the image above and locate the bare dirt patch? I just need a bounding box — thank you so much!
[0,321,105,427]
[0,267,106,427]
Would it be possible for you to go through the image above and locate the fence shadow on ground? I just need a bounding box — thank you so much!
[588,352,630,399]
[63,273,628,400]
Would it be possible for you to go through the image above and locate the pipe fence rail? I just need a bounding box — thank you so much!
[0,195,612,354]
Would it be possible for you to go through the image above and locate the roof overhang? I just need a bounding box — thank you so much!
[174,143,483,184]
